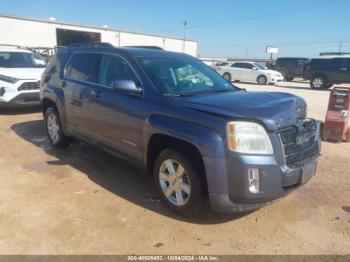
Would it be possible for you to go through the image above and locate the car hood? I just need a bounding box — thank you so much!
[178,91,307,131]
[0,67,45,80]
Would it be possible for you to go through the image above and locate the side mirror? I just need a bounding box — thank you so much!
[111,80,142,94]
[252,67,258,70]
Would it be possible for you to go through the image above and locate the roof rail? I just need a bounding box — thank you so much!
[124,45,164,50]
[320,52,350,56]
[67,42,114,48]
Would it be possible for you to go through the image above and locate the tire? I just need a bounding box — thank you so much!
[44,107,70,147]
[154,149,204,216]
[223,72,232,82]
[286,77,294,81]
[257,75,267,85]
[310,75,328,89]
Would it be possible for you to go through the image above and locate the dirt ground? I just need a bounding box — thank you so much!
[0,80,349,255]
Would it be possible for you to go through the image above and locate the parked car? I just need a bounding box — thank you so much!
[216,61,284,85]
[304,56,350,89]
[273,57,310,81]
[0,45,47,108]
[40,44,320,216]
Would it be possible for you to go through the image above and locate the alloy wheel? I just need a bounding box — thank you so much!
[158,159,191,206]
[47,112,60,144]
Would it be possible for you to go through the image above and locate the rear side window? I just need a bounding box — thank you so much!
[231,63,245,68]
[276,58,288,66]
[297,59,308,66]
[66,53,101,82]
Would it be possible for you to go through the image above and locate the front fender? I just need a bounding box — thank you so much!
[143,114,230,196]
[143,114,226,159]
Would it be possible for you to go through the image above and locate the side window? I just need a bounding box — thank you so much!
[332,58,345,67]
[277,59,286,66]
[231,63,244,68]
[345,59,350,67]
[297,59,307,66]
[66,53,101,82]
[243,63,254,70]
[97,55,138,87]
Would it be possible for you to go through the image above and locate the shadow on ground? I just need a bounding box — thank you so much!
[11,120,251,224]
[0,106,41,115]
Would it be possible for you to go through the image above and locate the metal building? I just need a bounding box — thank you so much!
[0,13,198,57]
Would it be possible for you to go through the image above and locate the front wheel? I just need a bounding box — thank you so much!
[44,107,70,147]
[257,75,267,85]
[154,149,204,216]
[223,72,232,82]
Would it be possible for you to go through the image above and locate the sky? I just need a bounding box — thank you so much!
[1,0,350,58]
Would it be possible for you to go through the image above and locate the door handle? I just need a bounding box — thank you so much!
[91,89,102,98]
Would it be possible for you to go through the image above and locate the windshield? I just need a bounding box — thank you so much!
[138,56,237,96]
[253,63,268,70]
[0,52,47,68]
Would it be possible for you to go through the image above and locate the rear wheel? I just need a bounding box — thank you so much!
[223,72,232,82]
[44,107,70,147]
[154,149,203,216]
[257,75,267,85]
[311,75,328,89]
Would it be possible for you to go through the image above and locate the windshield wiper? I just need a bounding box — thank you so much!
[211,89,235,93]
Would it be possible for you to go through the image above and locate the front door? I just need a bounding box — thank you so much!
[87,53,145,161]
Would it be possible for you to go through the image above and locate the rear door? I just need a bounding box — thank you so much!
[230,62,248,81]
[87,53,144,161]
[63,52,101,135]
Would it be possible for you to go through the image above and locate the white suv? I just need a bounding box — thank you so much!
[216,61,284,85]
[0,46,46,108]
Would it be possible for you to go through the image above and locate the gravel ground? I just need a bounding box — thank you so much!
[0,80,349,255]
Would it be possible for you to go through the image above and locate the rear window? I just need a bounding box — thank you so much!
[65,53,101,82]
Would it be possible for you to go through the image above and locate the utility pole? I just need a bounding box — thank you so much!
[339,41,343,53]
[182,20,187,53]
[245,47,248,58]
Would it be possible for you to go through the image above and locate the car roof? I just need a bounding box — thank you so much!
[231,61,255,64]
[276,57,309,59]
[0,48,32,53]
[62,46,190,59]
[312,55,350,59]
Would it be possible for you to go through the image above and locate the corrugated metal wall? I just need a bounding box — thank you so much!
[0,15,198,57]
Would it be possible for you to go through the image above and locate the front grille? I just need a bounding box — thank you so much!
[279,120,319,168]
[17,82,40,91]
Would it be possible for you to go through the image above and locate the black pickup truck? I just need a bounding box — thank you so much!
[304,56,350,89]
